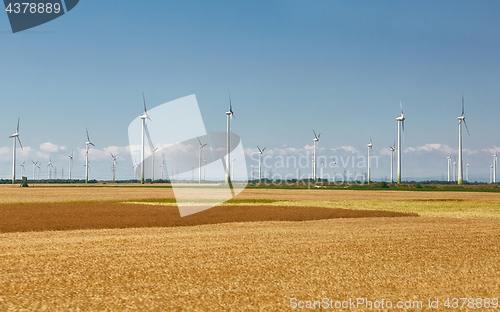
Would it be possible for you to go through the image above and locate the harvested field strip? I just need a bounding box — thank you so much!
[264,199,500,218]
[0,202,416,233]
[128,198,500,218]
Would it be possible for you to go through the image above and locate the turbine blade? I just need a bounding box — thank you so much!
[463,119,470,136]
[144,123,155,151]
[312,129,317,139]
[86,128,90,141]
[17,137,23,150]
[318,133,321,139]
[197,137,202,146]
[262,147,266,152]
[202,143,207,148]
[462,94,465,116]
[400,100,403,115]
[17,117,20,133]
[257,145,262,153]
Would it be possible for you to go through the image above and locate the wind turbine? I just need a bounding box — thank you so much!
[389,142,395,183]
[37,162,41,180]
[257,145,266,182]
[85,128,95,184]
[68,151,74,180]
[395,101,405,184]
[197,137,207,183]
[457,95,470,185]
[132,159,139,181]
[493,153,497,183]
[151,147,158,182]
[367,138,373,184]
[9,117,23,184]
[225,90,235,184]
[140,92,152,184]
[312,130,320,181]
[32,161,38,180]
[110,153,118,181]
[466,160,470,182]
[47,157,54,179]
[447,155,451,182]
[453,159,457,182]
[490,164,494,184]
[20,161,25,177]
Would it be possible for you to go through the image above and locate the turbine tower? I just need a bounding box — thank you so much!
[257,146,266,182]
[225,90,235,184]
[85,128,95,184]
[389,142,395,183]
[457,95,470,185]
[447,155,451,182]
[493,153,497,183]
[395,101,405,184]
[9,117,23,184]
[133,159,139,181]
[110,153,118,181]
[140,92,152,184]
[312,130,320,181]
[197,137,207,183]
[68,151,73,180]
[367,138,373,184]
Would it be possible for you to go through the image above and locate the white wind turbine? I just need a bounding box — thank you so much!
[32,161,38,180]
[197,137,207,183]
[367,138,373,184]
[457,95,470,185]
[140,92,152,184]
[225,90,235,184]
[490,164,494,184]
[395,101,405,184]
[68,151,74,180]
[47,156,54,179]
[37,162,41,180]
[160,153,166,181]
[389,141,395,183]
[447,155,451,182]
[132,159,139,181]
[85,128,95,184]
[110,153,118,181]
[466,160,470,182]
[453,159,457,182]
[9,117,23,184]
[312,130,320,181]
[493,153,497,183]
[20,161,25,177]
[257,145,266,182]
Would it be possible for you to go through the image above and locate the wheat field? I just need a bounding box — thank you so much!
[1,185,499,311]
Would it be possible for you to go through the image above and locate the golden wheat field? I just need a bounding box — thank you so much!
[1,185,500,311]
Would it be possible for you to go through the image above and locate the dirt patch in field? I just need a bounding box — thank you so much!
[0,202,416,233]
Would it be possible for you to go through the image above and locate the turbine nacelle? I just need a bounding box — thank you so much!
[257,145,266,154]
[312,130,321,142]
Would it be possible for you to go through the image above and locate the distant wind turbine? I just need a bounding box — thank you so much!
[140,92,152,184]
[8,117,23,184]
[47,157,54,179]
[68,151,74,180]
[111,153,118,181]
[367,137,373,184]
[32,161,38,180]
[85,128,95,184]
[466,160,470,182]
[493,153,497,183]
[457,95,470,185]
[133,158,139,181]
[257,145,266,182]
[312,130,320,181]
[396,101,405,183]
[20,161,25,177]
[225,90,235,184]
[197,137,207,183]
[389,141,395,183]
[447,155,451,182]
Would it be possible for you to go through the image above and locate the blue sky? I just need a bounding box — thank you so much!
[1,1,499,182]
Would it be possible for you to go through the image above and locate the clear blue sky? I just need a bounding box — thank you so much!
[1,1,499,181]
